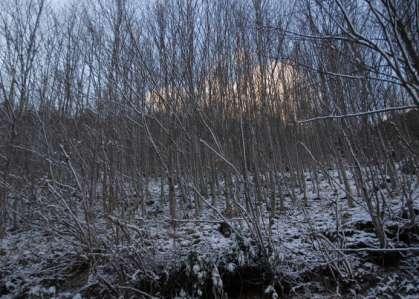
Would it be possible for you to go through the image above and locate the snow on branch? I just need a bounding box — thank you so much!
[299,105,418,124]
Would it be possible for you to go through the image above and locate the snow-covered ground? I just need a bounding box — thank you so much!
[1,170,418,298]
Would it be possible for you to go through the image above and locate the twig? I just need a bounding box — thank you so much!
[200,138,240,175]
[164,217,244,223]
[298,105,418,124]
[330,247,419,252]
[116,285,158,299]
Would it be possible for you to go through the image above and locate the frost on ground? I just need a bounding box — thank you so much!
[1,170,418,298]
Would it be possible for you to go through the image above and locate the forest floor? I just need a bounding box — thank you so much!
[1,170,419,298]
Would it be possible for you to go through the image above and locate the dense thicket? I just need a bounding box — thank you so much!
[0,0,417,251]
